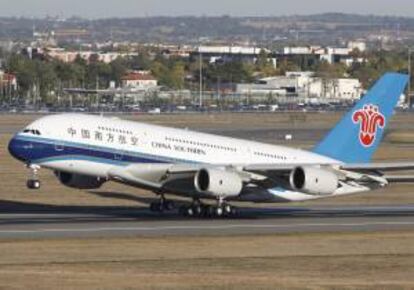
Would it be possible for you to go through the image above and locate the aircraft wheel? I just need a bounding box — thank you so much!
[215,206,224,217]
[165,201,175,211]
[179,205,187,216]
[193,204,203,216]
[200,205,211,218]
[186,206,195,217]
[149,202,158,212]
[230,207,238,216]
[223,204,232,215]
[27,179,41,190]
[206,205,215,218]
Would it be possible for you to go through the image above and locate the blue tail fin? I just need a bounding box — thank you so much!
[313,72,409,163]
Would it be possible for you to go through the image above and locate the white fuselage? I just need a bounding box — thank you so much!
[11,114,367,202]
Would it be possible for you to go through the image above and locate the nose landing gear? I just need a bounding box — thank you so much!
[26,164,41,190]
[27,179,41,190]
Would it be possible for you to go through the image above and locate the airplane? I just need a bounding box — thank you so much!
[8,72,414,218]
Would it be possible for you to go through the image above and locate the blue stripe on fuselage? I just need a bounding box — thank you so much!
[12,134,199,166]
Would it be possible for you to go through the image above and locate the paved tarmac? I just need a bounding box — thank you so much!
[0,201,413,239]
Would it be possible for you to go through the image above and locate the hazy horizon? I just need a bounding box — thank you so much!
[1,0,414,19]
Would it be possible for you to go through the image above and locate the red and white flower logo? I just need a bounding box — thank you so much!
[352,104,385,147]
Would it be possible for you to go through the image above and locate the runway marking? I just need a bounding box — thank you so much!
[0,221,414,235]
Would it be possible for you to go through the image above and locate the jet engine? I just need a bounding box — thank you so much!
[194,168,243,197]
[289,166,339,196]
[55,171,105,190]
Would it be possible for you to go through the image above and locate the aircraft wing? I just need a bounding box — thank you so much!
[241,162,414,186]
[383,175,414,183]
[107,161,414,193]
[341,162,414,172]
[243,162,414,175]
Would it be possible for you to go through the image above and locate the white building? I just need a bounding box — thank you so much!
[283,46,322,55]
[198,46,270,55]
[46,48,138,64]
[0,71,17,90]
[348,40,367,52]
[304,78,362,100]
[121,71,158,91]
[194,46,276,68]
[236,72,362,100]
[282,45,360,65]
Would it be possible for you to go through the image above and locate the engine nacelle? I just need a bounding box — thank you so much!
[55,171,105,190]
[289,166,339,196]
[194,168,243,197]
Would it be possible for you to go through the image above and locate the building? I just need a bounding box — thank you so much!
[348,40,367,52]
[191,45,277,67]
[0,41,14,52]
[319,47,352,64]
[305,78,362,100]
[161,45,193,58]
[46,48,138,64]
[121,71,158,91]
[280,45,361,65]
[0,71,17,90]
[236,72,362,101]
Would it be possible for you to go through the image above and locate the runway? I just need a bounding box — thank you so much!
[1,201,413,239]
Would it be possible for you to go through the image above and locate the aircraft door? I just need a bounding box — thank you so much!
[54,140,65,152]
[114,149,124,161]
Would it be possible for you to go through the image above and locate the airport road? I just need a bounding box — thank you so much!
[0,203,413,239]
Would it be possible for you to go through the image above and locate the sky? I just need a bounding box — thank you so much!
[1,0,414,18]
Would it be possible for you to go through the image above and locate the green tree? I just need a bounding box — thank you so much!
[167,62,185,89]
[205,61,254,84]
[314,62,347,79]
[276,59,300,76]
[35,60,57,104]
[6,54,36,97]
[256,49,276,76]
[110,58,128,86]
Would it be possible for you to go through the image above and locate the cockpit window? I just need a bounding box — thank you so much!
[22,129,41,135]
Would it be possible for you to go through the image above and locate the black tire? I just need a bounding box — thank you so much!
[179,206,188,216]
[150,202,162,212]
[215,206,224,217]
[193,205,203,216]
[157,203,165,213]
[165,201,175,211]
[224,204,232,215]
[149,203,156,212]
[207,205,215,218]
[231,207,238,216]
[200,205,210,218]
[186,207,194,217]
[27,180,40,190]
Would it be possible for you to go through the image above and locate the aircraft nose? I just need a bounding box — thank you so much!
[8,136,29,162]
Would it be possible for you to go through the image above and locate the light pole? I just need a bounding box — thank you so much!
[199,51,203,110]
[408,48,414,108]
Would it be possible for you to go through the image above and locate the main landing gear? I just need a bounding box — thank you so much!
[179,198,237,218]
[149,195,238,218]
[149,195,175,213]
[26,164,41,190]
